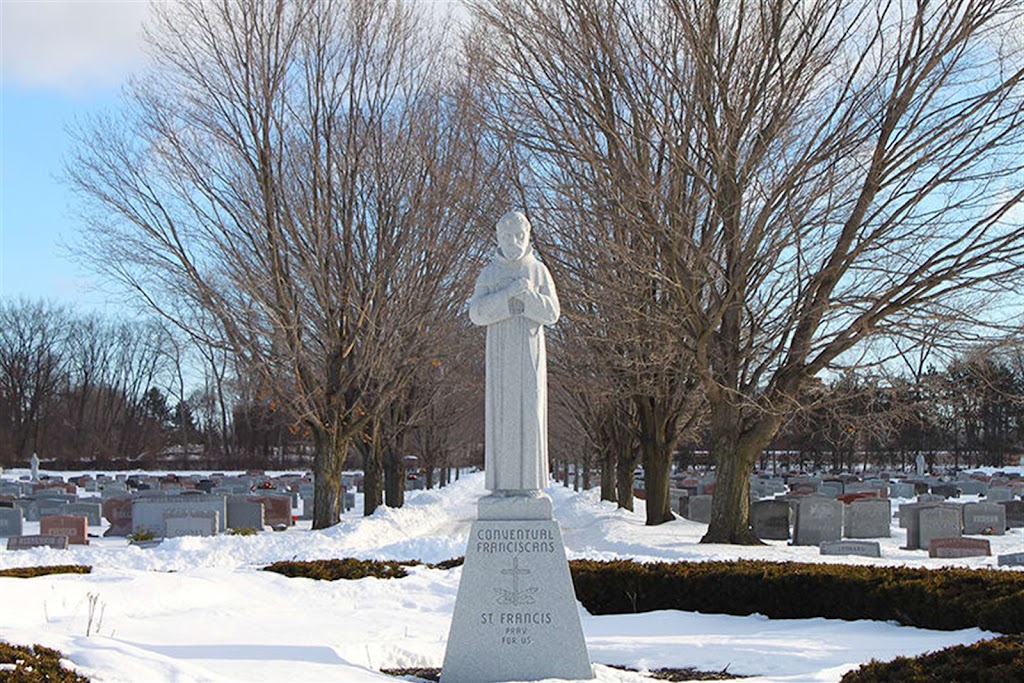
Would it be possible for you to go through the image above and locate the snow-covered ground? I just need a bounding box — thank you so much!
[2,469,1022,682]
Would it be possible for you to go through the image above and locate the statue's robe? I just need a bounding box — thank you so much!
[469,247,560,492]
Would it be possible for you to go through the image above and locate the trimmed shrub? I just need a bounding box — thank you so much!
[264,558,420,580]
[264,557,1024,634]
[568,560,1024,634]
[0,642,90,682]
[841,635,1024,682]
[0,566,92,579]
[430,557,465,570]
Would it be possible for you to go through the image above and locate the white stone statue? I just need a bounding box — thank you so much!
[469,211,560,493]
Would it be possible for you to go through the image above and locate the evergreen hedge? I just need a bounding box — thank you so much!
[0,642,89,682]
[841,635,1024,682]
[567,560,1024,634]
[0,566,92,579]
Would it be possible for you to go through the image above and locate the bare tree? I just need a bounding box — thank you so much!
[469,0,704,524]
[68,0,505,527]
[0,300,70,465]
[471,0,1024,541]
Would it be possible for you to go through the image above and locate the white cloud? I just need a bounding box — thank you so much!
[1,0,153,94]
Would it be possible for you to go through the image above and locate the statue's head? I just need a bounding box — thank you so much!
[496,211,531,261]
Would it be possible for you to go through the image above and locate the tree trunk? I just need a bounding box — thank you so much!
[599,444,616,502]
[637,396,674,525]
[701,403,776,544]
[363,436,384,516]
[384,443,405,508]
[615,446,636,512]
[311,426,344,530]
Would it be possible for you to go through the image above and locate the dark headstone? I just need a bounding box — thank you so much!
[930,484,961,499]
[750,499,791,540]
[999,500,1024,528]
[7,534,69,550]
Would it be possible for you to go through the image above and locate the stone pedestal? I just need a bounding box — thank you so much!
[441,494,592,682]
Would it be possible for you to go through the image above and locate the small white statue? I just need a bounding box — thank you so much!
[469,211,560,493]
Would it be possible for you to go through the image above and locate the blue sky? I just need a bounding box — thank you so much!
[1,0,151,312]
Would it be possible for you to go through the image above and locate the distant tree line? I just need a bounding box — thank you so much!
[62,0,1024,540]
[0,299,483,478]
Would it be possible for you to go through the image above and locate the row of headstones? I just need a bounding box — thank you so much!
[0,492,298,547]
[681,494,1020,544]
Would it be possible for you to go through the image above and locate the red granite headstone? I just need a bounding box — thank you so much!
[103,497,134,537]
[39,514,89,545]
[928,536,990,558]
[246,495,293,527]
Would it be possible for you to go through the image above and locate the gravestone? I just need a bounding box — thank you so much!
[676,494,689,517]
[889,483,915,499]
[37,502,69,520]
[985,487,1014,503]
[227,498,265,530]
[750,499,790,540]
[30,452,39,481]
[916,493,944,504]
[928,537,990,558]
[300,494,314,520]
[164,509,219,537]
[915,453,926,476]
[997,552,1024,567]
[684,495,713,524]
[819,481,843,499]
[132,495,228,536]
[844,498,891,538]
[7,534,69,550]
[0,507,24,537]
[39,514,89,545]
[918,506,962,551]
[103,498,134,536]
[902,502,954,549]
[999,500,1024,528]
[246,495,292,527]
[101,481,129,498]
[930,484,961,499]
[792,497,842,546]
[820,540,881,558]
[65,502,103,527]
[441,497,592,682]
[962,502,1006,535]
[954,480,987,496]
